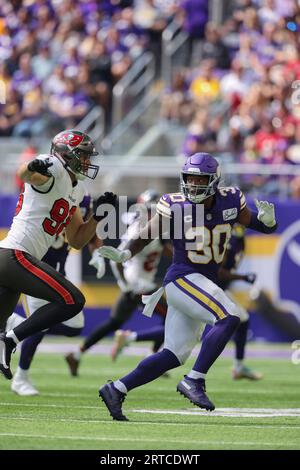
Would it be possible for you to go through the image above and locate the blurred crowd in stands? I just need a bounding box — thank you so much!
[1,0,300,196]
[0,0,181,137]
[160,0,300,195]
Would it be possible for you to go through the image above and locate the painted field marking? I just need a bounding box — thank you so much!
[2,401,300,418]
[0,432,299,448]
[130,408,300,418]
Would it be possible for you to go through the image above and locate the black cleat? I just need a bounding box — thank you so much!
[0,333,16,380]
[99,381,128,421]
[177,376,215,411]
[64,353,80,377]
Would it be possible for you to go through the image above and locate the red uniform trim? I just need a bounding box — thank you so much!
[15,250,75,305]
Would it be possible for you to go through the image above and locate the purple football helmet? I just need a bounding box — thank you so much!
[181,153,220,203]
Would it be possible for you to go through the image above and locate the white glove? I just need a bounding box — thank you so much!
[98,246,132,263]
[89,249,106,279]
[254,199,276,227]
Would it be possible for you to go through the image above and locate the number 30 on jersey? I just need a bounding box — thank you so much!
[185,224,231,264]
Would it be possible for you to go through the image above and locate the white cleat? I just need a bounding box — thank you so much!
[11,376,39,396]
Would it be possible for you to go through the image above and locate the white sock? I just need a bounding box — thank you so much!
[73,350,82,361]
[15,367,28,380]
[187,370,206,380]
[128,332,137,342]
[234,360,243,370]
[6,330,19,344]
[113,380,128,394]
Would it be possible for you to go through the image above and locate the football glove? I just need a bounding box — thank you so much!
[254,200,276,227]
[93,192,117,222]
[88,249,106,279]
[98,246,132,263]
[244,273,256,284]
[27,158,53,176]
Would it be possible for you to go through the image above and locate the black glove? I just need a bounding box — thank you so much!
[244,273,256,284]
[27,158,53,176]
[93,192,118,221]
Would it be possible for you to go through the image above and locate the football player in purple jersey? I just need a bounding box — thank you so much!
[218,224,262,380]
[111,224,262,381]
[8,195,105,396]
[97,152,277,421]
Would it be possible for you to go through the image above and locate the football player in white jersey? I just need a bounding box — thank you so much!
[0,129,117,380]
[65,190,171,376]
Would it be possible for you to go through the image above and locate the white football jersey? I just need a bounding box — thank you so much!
[0,154,85,260]
[115,218,164,293]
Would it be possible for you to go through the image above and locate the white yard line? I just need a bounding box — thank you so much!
[0,413,300,429]
[1,402,300,417]
[131,408,300,418]
[0,432,298,447]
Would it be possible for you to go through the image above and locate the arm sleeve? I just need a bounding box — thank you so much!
[156,195,172,219]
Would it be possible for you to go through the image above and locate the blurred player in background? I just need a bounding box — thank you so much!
[65,189,172,376]
[218,223,262,380]
[8,194,105,396]
[0,129,117,380]
[98,152,277,421]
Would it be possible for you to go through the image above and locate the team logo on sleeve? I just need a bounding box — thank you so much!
[222,208,237,221]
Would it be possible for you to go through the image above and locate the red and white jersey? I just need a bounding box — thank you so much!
[118,219,164,293]
[0,154,85,260]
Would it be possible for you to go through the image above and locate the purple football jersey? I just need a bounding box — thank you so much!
[156,187,246,286]
[42,194,92,275]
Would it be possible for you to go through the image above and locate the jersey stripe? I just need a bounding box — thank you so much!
[159,199,170,208]
[156,202,172,219]
[15,250,75,305]
[175,278,226,320]
[240,192,246,210]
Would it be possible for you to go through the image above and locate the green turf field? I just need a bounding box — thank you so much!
[0,345,300,450]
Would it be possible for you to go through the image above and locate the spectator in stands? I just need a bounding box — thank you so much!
[201,22,231,70]
[220,58,249,107]
[258,0,281,25]
[160,69,194,124]
[189,60,220,105]
[32,44,55,81]
[182,109,218,157]
[47,77,91,132]
[86,41,112,113]
[177,0,209,63]
[0,62,12,97]
[13,86,47,138]
[0,87,22,137]
[43,64,66,97]
[12,53,40,98]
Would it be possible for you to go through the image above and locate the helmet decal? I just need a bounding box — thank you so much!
[51,129,99,180]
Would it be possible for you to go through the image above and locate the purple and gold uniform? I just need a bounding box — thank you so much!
[153,187,246,363]
[156,187,246,286]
